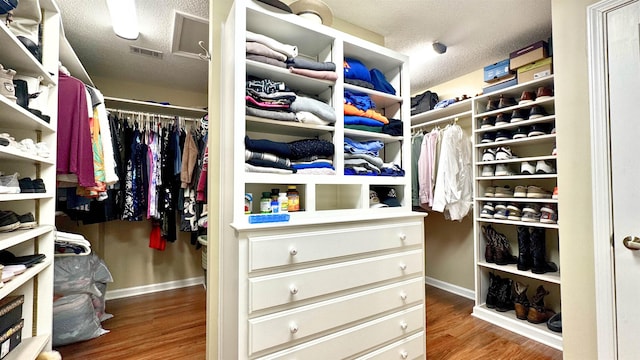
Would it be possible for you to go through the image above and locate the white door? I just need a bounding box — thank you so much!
[608,1,640,358]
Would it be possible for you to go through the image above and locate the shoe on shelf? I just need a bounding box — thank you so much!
[536,86,554,100]
[520,161,536,175]
[484,186,495,197]
[529,105,549,119]
[535,160,556,174]
[481,132,496,143]
[495,112,511,126]
[481,165,495,177]
[527,285,556,324]
[0,211,20,232]
[494,186,514,198]
[510,108,528,122]
[552,186,559,199]
[495,146,517,160]
[521,208,542,222]
[0,173,20,194]
[528,123,551,137]
[18,138,37,155]
[519,91,536,105]
[540,204,558,224]
[495,163,515,176]
[507,203,523,221]
[514,185,528,198]
[512,126,530,139]
[18,177,35,193]
[17,212,36,229]
[523,203,542,214]
[32,178,45,193]
[498,95,517,109]
[480,116,496,129]
[526,185,552,199]
[35,142,50,158]
[495,129,513,142]
[493,203,509,220]
[486,98,500,112]
[547,312,562,333]
[482,148,497,161]
[480,203,495,219]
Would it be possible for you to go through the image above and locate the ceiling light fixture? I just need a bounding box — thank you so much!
[432,41,447,55]
[106,0,139,40]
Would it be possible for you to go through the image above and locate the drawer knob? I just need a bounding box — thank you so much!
[289,285,298,295]
[400,291,408,301]
[400,351,409,359]
[400,321,408,330]
[289,322,299,334]
[399,233,407,241]
[289,247,298,256]
[399,263,407,271]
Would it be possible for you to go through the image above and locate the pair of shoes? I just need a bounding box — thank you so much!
[517,185,552,199]
[480,202,495,218]
[528,122,553,136]
[482,225,518,266]
[0,173,20,194]
[521,160,555,174]
[519,90,536,105]
[485,272,515,312]
[527,285,556,323]
[517,226,558,273]
[494,185,514,198]
[482,147,517,161]
[480,116,496,129]
[510,108,529,122]
[495,112,511,126]
[0,211,19,232]
[521,204,542,222]
[498,95,517,109]
[536,86,554,100]
[528,105,549,119]
[482,164,515,176]
[19,177,45,193]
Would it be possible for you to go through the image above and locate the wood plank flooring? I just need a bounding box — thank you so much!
[56,284,562,359]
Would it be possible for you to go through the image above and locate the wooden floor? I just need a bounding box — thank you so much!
[56,285,562,359]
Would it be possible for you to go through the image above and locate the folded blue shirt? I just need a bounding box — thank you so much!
[344,57,371,83]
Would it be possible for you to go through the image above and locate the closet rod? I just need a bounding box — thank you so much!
[106,108,201,123]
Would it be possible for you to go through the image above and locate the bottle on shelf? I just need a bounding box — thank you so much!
[278,192,288,213]
[287,185,299,212]
[260,192,272,213]
[270,188,280,213]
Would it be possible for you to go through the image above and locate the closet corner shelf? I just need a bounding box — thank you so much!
[0,97,56,133]
[474,115,557,134]
[477,261,561,284]
[0,226,54,251]
[104,97,208,118]
[0,193,54,202]
[479,75,555,99]
[0,146,56,165]
[475,134,556,148]
[478,155,557,165]
[476,97,555,118]
[0,258,52,299]
[0,24,56,86]
[410,98,473,127]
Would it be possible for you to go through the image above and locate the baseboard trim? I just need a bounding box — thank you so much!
[106,277,205,300]
[425,276,475,300]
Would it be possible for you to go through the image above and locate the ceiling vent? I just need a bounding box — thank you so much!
[171,11,209,60]
[129,45,164,60]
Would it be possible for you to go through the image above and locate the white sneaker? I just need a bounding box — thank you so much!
[35,142,50,158]
[495,146,517,160]
[535,160,555,174]
[19,138,37,155]
[520,161,536,175]
[495,163,514,176]
[481,165,495,177]
[482,148,496,161]
[0,173,20,194]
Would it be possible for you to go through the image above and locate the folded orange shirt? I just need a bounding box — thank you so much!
[343,103,388,124]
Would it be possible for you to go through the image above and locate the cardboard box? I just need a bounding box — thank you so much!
[0,296,22,336]
[484,59,513,83]
[509,40,548,70]
[482,76,517,95]
[517,57,553,84]
[0,319,22,359]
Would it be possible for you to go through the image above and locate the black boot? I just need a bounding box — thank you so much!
[486,272,500,309]
[495,277,514,312]
[517,226,532,271]
[530,227,558,274]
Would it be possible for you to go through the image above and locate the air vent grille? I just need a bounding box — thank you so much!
[129,45,164,60]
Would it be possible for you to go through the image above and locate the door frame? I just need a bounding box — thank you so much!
[588,0,639,358]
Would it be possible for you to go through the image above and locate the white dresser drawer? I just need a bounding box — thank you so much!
[249,278,424,355]
[248,221,423,272]
[356,331,425,360]
[249,249,423,313]
[256,305,424,360]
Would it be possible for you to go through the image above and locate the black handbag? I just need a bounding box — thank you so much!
[410,90,439,115]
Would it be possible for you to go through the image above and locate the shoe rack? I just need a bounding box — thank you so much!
[0,0,62,358]
[471,75,562,350]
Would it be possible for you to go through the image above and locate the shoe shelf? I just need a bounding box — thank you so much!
[477,261,561,284]
[475,134,556,149]
[475,115,556,135]
[0,97,56,133]
[0,146,55,165]
[0,226,54,250]
[472,305,562,350]
[0,194,53,202]
[344,83,404,109]
[472,74,561,349]
[476,218,559,229]
[246,59,335,96]
[0,258,52,300]
[0,23,56,86]
[411,98,473,129]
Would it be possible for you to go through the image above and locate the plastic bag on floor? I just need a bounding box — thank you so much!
[53,293,109,346]
[54,253,113,297]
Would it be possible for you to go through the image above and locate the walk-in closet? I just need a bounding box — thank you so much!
[0,0,622,359]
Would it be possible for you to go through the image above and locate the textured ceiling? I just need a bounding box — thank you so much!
[57,0,551,96]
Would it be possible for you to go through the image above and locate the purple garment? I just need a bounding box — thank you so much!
[57,72,96,187]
